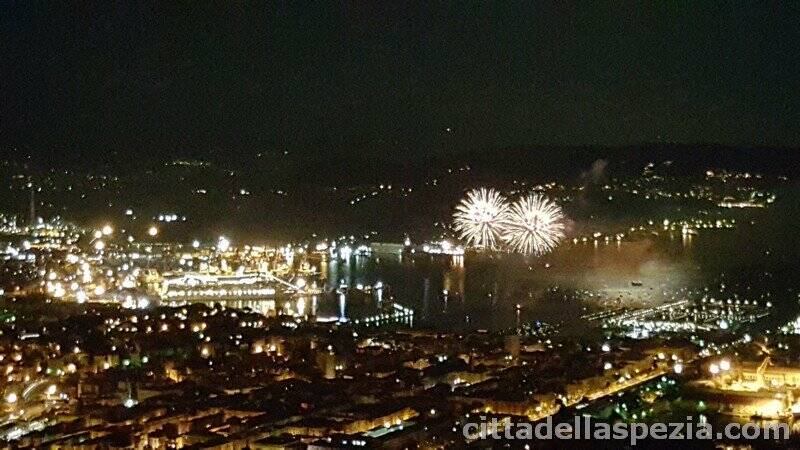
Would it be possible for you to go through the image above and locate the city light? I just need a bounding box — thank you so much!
[217,236,230,252]
[2,8,795,448]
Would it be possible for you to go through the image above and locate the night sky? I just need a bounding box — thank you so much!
[3,2,800,163]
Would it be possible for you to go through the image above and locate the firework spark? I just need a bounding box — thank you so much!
[453,188,509,248]
[502,193,565,256]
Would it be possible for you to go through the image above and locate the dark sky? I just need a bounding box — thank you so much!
[2,2,799,163]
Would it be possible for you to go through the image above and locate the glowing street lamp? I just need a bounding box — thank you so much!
[217,236,230,252]
[148,226,159,237]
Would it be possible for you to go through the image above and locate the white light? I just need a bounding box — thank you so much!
[46,384,57,396]
[101,225,113,236]
[148,226,158,237]
[192,240,200,249]
[502,193,566,255]
[217,236,230,252]
[709,363,720,375]
[601,343,611,352]
[94,240,105,251]
[124,398,137,408]
[674,363,683,374]
[719,359,731,371]
[5,392,17,404]
[453,187,509,248]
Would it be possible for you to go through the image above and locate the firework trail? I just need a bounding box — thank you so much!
[453,188,509,248]
[502,193,565,256]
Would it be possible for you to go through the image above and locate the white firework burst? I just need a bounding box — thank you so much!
[453,188,509,248]
[502,193,565,256]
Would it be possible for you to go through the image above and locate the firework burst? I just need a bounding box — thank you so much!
[453,188,509,248]
[502,193,565,256]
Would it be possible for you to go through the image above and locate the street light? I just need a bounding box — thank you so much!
[217,236,230,252]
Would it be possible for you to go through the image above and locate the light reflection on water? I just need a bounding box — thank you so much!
[315,228,799,332]
[173,221,799,333]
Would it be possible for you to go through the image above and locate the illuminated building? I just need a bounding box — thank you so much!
[732,357,800,390]
[160,272,277,301]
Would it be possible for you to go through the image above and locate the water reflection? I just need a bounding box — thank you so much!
[338,291,346,321]
[312,231,796,332]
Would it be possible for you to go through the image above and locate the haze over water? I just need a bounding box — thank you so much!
[318,193,800,334]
